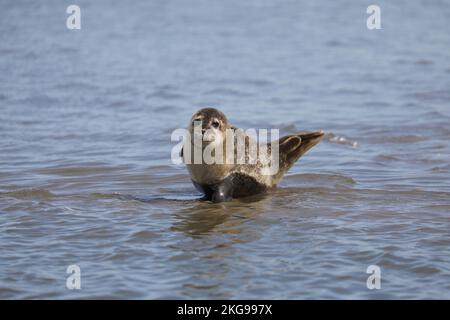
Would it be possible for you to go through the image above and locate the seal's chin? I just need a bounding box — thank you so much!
[202,130,217,143]
[202,135,215,143]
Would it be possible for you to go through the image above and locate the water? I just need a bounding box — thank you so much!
[1,0,450,299]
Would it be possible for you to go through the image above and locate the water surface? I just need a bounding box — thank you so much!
[1,0,450,299]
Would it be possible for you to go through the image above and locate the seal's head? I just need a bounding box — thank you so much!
[188,107,229,146]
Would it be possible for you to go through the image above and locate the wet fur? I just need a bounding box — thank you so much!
[183,108,324,202]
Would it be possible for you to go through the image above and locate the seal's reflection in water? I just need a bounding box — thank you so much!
[168,194,271,299]
[171,193,269,237]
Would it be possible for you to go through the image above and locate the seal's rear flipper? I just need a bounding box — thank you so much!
[279,130,324,171]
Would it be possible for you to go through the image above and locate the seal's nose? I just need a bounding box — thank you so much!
[201,128,206,134]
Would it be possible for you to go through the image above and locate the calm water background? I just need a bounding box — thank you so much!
[1,0,450,299]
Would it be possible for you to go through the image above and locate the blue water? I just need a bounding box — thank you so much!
[0,0,450,299]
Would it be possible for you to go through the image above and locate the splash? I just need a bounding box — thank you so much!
[325,133,358,148]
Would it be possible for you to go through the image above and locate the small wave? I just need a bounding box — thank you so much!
[410,90,450,102]
[0,188,54,200]
[37,163,124,176]
[183,283,220,290]
[374,154,401,161]
[358,188,450,199]
[284,173,356,186]
[238,78,273,88]
[107,100,130,108]
[128,230,158,241]
[90,192,200,203]
[0,287,24,298]
[415,59,433,65]
[334,88,369,95]
[274,186,354,197]
[325,40,343,47]
[430,165,450,173]
[146,85,185,100]
[372,135,428,144]
[53,81,99,91]
[89,192,124,200]
[152,105,177,112]
[18,94,59,107]
[364,101,391,108]
[204,88,252,97]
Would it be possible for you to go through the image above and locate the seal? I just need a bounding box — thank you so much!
[181,107,324,202]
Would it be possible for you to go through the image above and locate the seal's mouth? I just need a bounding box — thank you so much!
[202,135,215,142]
[191,131,215,145]
[202,128,217,142]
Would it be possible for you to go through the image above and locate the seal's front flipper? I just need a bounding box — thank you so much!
[192,180,214,201]
[211,176,234,203]
[211,189,232,203]
[192,178,233,202]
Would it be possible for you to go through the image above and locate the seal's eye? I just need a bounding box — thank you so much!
[212,120,220,128]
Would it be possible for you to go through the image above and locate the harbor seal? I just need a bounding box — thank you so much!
[181,107,324,202]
